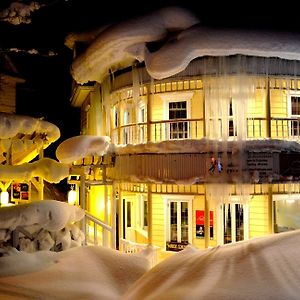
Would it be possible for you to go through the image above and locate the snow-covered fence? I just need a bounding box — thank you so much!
[120,238,159,267]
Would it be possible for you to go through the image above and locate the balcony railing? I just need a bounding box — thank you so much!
[111,117,300,145]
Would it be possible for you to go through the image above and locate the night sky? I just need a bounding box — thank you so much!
[1,0,300,160]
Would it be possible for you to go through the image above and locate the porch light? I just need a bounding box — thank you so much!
[68,185,77,205]
[0,191,9,206]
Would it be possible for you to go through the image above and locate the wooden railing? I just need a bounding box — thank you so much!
[84,211,115,248]
[111,117,300,145]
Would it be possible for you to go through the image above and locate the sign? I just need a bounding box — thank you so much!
[210,211,214,239]
[196,210,205,238]
[166,241,188,252]
[246,152,278,182]
[196,210,214,239]
[12,183,29,201]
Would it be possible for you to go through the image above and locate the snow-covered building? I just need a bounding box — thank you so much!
[0,53,68,205]
[65,6,300,261]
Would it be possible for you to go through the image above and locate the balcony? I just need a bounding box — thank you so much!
[111,117,300,145]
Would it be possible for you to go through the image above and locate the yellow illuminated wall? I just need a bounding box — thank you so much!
[249,194,270,238]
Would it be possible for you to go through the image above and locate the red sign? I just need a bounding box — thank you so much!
[196,210,205,225]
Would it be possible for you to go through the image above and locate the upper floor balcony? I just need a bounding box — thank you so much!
[111,117,300,145]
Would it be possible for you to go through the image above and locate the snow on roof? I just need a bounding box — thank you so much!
[70,6,199,84]
[70,6,300,84]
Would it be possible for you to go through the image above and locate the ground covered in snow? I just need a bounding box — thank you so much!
[1,226,300,299]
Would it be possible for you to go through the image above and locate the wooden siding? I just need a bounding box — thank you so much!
[249,195,269,237]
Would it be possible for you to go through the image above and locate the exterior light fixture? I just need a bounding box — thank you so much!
[0,191,9,206]
[68,185,77,205]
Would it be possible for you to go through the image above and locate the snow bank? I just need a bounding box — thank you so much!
[0,245,152,300]
[1,229,300,299]
[124,229,300,300]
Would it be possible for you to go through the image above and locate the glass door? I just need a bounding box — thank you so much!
[221,203,248,244]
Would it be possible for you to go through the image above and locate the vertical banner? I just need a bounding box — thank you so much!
[196,210,205,238]
[210,211,214,239]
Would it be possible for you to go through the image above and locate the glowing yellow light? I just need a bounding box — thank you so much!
[68,189,77,205]
[0,191,9,206]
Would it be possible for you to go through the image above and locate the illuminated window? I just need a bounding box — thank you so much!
[273,195,300,233]
[113,107,118,128]
[137,194,148,232]
[169,101,188,139]
[228,98,237,137]
[290,96,300,137]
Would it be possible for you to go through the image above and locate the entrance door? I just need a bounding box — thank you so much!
[166,199,192,251]
[219,203,249,244]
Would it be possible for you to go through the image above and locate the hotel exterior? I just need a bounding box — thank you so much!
[66,12,300,261]
[67,54,300,261]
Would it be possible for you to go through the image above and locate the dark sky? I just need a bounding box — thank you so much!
[1,0,300,159]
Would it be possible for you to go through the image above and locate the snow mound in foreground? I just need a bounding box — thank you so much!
[124,229,300,300]
[0,245,152,300]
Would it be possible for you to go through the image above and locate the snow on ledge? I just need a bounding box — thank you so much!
[56,135,111,164]
[0,200,84,232]
[0,112,60,142]
[0,157,69,183]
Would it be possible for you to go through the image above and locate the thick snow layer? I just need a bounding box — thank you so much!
[0,245,152,299]
[56,135,111,164]
[124,230,300,300]
[144,25,300,79]
[56,135,300,161]
[0,200,84,232]
[70,6,199,84]
[0,157,69,183]
[112,138,300,154]
[0,112,60,142]
[70,6,300,84]
[1,229,300,299]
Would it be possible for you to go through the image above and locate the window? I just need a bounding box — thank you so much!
[273,195,300,233]
[123,110,130,144]
[290,96,300,137]
[166,197,192,251]
[113,107,118,128]
[228,98,237,137]
[169,101,188,139]
[138,105,146,143]
[136,194,148,233]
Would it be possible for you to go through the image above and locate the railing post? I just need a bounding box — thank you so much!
[80,173,86,245]
[266,77,271,138]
